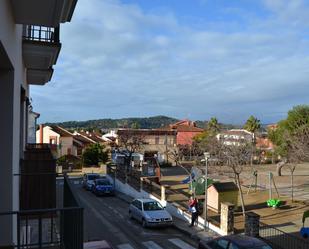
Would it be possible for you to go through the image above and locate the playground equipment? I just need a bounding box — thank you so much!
[300,210,309,238]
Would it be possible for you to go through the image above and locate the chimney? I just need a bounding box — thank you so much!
[39,124,44,144]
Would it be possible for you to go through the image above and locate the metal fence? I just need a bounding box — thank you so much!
[23,25,60,43]
[0,174,83,249]
[259,222,309,249]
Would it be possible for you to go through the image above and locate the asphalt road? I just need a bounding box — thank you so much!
[73,182,198,249]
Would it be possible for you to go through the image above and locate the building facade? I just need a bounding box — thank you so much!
[116,129,177,161]
[0,1,77,246]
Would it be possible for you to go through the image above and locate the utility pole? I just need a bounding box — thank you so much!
[204,152,210,230]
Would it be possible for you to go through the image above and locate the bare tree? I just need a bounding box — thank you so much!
[217,142,252,216]
[284,127,309,202]
[117,129,146,171]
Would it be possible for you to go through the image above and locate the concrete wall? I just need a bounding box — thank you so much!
[0,0,28,246]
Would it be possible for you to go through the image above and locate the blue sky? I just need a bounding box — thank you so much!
[31,0,309,124]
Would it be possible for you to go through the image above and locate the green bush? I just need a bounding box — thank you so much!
[82,143,109,167]
[57,155,82,170]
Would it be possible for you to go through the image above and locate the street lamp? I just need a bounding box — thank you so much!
[203,152,210,230]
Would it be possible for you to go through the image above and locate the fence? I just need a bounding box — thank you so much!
[23,25,60,43]
[259,222,309,249]
[0,174,83,249]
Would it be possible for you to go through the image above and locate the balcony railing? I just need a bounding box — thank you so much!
[0,174,83,249]
[23,25,60,43]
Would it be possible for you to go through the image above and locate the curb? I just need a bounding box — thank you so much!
[172,223,201,241]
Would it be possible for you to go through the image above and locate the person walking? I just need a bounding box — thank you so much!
[189,197,198,227]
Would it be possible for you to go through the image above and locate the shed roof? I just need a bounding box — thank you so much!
[211,182,238,192]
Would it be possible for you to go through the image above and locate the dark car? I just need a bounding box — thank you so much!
[91,178,115,196]
[198,235,273,249]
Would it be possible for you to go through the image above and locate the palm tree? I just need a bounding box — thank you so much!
[244,115,261,165]
[207,117,220,134]
[244,115,261,134]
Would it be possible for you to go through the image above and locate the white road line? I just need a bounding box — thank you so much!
[117,243,135,249]
[168,238,195,249]
[142,241,164,249]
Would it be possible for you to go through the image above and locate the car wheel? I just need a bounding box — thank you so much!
[142,219,147,228]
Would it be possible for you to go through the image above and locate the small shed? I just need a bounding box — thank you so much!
[207,182,239,213]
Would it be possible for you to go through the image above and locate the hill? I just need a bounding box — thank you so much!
[45,115,241,132]
[45,116,179,130]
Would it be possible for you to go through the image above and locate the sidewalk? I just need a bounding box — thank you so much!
[115,191,217,242]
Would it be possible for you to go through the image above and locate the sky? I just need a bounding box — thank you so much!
[31,0,309,124]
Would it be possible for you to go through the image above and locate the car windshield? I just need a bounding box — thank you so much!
[88,175,99,180]
[143,201,164,211]
[96,179,111,185]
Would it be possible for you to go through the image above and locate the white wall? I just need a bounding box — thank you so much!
[106,175,224,236]
[0,0,28,246]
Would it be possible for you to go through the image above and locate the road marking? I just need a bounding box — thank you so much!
[117,243,135,249]
[142,241,164,249]
[168,238,195,249]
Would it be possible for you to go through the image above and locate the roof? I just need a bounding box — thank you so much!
[74,134,95,144]
[175,124,204,132]
[134,198,157,203]
[210,182,238,192]
[50,126,73,137]
[117,129,176,136]
[220,129,253,136]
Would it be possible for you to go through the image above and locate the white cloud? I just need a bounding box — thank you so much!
[31,0,309,124]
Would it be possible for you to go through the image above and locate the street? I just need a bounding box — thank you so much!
[73,182,198,249]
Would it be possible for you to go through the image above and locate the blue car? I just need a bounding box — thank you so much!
[91,178,115,196]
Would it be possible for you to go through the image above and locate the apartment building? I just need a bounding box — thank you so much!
[0,1,79,248]
[116,129,177,161]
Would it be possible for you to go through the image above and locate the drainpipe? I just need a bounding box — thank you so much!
[39,124,44,144]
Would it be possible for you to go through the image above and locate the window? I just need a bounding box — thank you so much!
[217,239,229,248]
[132,200,142,210]
[143,201,163,211]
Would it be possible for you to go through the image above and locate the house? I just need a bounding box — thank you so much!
[36,125,98,158]
[0,1,80,248]
[116,129,177,161]
[207,182,239,212]
[161,119,204,146]
[216,129,254,146]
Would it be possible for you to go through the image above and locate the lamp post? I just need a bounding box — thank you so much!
[203,152,210,230]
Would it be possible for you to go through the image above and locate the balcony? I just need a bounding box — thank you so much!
[23,26,61,85]
[12,0,78,27]
[0,174,83,249]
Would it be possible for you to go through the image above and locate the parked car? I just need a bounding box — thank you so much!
[198,235,273,249]
[83,173,100,190]
[91,178,115,196]
[84,240,113,249]
[128,198,173,228]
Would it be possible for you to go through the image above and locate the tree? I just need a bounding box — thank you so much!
[218,142,251,216]
[243,115,261,134]
[269,105,309,201]
[243,115,261,166]
[207,117,220,134]
[117,129,146,171]
[82,143,109,166]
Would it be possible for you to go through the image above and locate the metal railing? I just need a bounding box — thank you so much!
[0,174,83,249]
[23,25,60,43]
[259,222,309,249]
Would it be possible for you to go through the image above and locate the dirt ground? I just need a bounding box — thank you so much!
[206,163,309,234]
